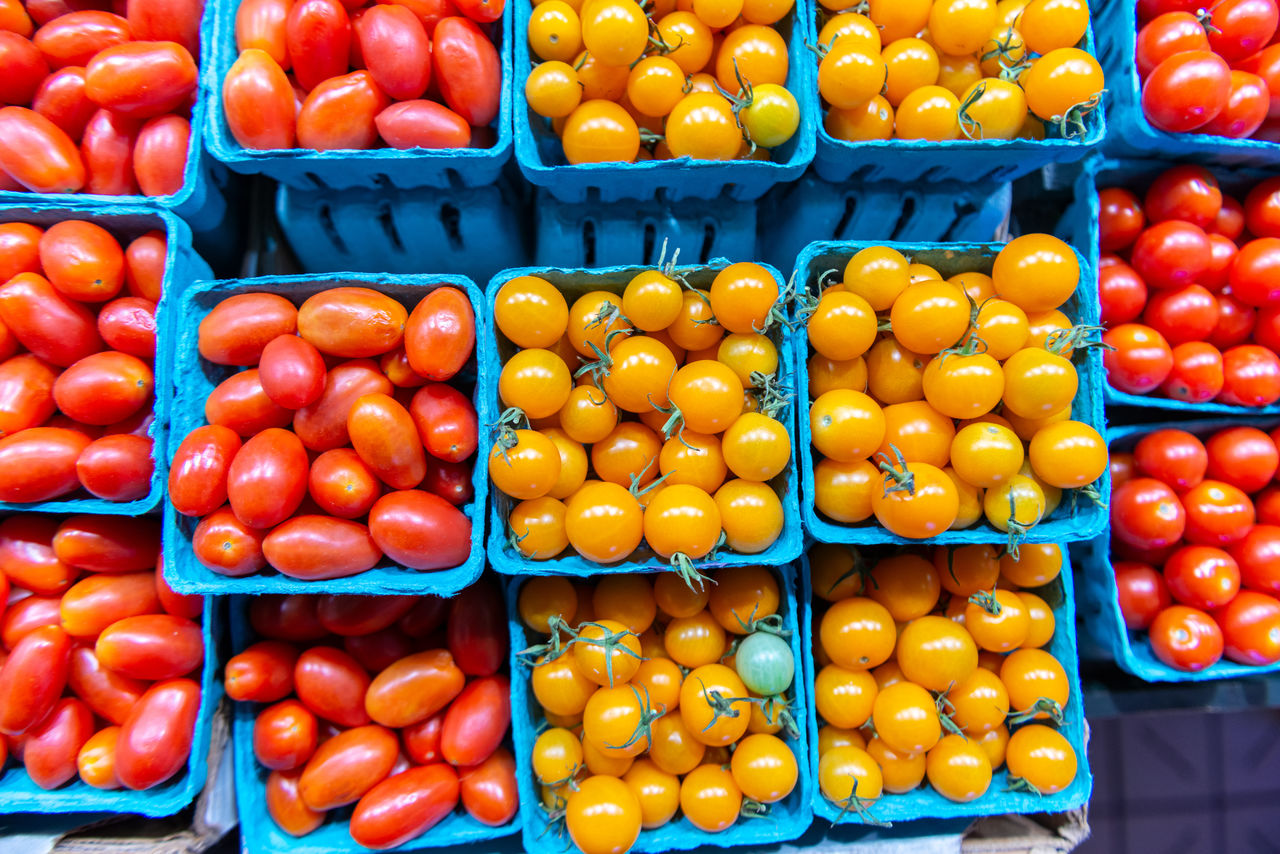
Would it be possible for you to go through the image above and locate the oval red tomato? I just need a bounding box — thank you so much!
[198,293,299,366]
[447,574,506,676]
[376,100,472,149]
[440,675,510,766]
[1213,590,1280,665]
[225,640,299,703]
[0,427,93,502]
[350,763,460,849]
[85,41,197,118]
[368,489,471,570]
[53,351,154,426]
[169,425,243,517]
[254,698,319,771]
[294,645,372,727]
[262,515,384,580]
[0,272,103,367]
[0,624,70,736]
[298,724,399,810]
[223,48,297,150]
[193,506,269,577]
[116,678,200,790]
[226,427,309,529]
[206,369,295,437]
[432,17,500,126]
[95,614,204,680]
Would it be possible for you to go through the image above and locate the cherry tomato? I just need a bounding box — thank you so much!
[1219,344,1280,406]
[223,49,297,150]
[266,768,325,836]
[1114,560,1171,629]
[433,16,500,125]
[1098,262,1148,326]
[0,107,86,193]
[263,516,383,580]
[254,698,318,770]
[1214,590,1280,665]
[1103,323,1173,395]
[376,99,472,148]
[350,763,461,849]
[1111,477,1186,550]
[0,272,103,366]
[1143,50,1231,132]
[404,286,475,380]
[1228,239,1280,307]
[299,724,399,810]
[1149,605,1223,671]
[116,678,200,790]
[1229,524,1280,594]
[1133,428,1207,490]
[60,571,159,637]
[199,293,298,365]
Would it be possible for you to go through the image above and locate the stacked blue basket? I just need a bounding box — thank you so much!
[160,272,492,595]
[791,239,1109,547]
[483,261,803,577]
[506,568,814,852]
[0,203,212,515]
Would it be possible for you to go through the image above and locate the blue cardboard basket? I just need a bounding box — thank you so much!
[792,240,1109,546]
[506,568,814,852]
[1073,417,1280,683]
[161,272,492,595]
[0,594,222,816]
[275,180,532,286]
[0,1,230,235]
[1060,156,1280,416]
[1093,0,1280,166]
[534,190,758,270]
[483,261,804,577]
[801,545,1093,823]
[513,2,815,202]
[204,1,513,191]
[229,595,519,853]
[761,174,1012,278]
[809,22,1103,184]
[0,203,212,515]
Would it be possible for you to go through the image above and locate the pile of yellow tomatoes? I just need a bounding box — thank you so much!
[815,0,1105,142]
[489,263,792,574]
[809,542,1080,813]
[516,568,802,854]
[802,235,1108,545]
[523,0,801,162]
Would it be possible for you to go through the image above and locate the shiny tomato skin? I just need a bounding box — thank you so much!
[259,334,326,409]
[263,516,383,581]
[357,5,431,100]
[348,393,427,490]
[1142,50,1231,133]
[379,0,457,32]
[1181,479,1255,546]
[206,369,295,437]
[1218,345,1280,407]
[0,625,70,735]
[82,107,139,196]
[267,768,325,837]
[1144,164,1222,228]
[0,272,102,367]
[0,0,32,35]
[447,575,505,676]
[1199,234,1238,292]
[116,677,200,790]
[0,514,79,595]
[60,570,159,637]
[226,427,309,529]
[441,675,509,766]
[97,297,157,358]
[1199,70,1269,138]
[299,724,399,810]
[297,288,408,358]
[424,458,474,506]
[1229,238,1280,307]
[364,648,464,728]
[404,287,475,380]
[155,567,202,619]
[126,0,203,57]
[66,645,146,725]
[350,763,461,849]
[1229,524,1280,594]
[1213,590,1280,665]
[124,231,166,302]
[344,626,416,672]
[294,645,372,727]
[376,100,471,149]
[192,506,268,577]
[1113,560,1171,629]
[1098,188,1145,251]
[39,219,125,303]
[432,17,500,126]
[1161,342,1225,404]
[1142,283,1217,346]
[410,383,477,463]
[1103,323,1174,395]
[237,0,292,67]
[225,640,298,702]
[1133,428,1208,490]
[0,31,48,105]
[1130,220,1212,290]
[250,594,329,642]
[1205,426,1278,493]
[1,595,61,650]
[24,696,94,789]
[1098,262,1148,327]
[1111,477,1187,550]
[85,41,198,118]
[0,354,58,438]
[368,489,471,570]
[287,0,352,91]
[199,293,298,366]
[169,425,242,517]
[294,359,394,451]
[133,114,189,197]
[1163,545,1240,610]
[32,11,129,68]
[297,70,389,150]
[459,747,517,826]
[308,448,381,518]
[1208,291,1254,349]
[96,614,204,680]
[0,223,42,282]
[403,712,443,764]
[32,67,95,143]
[317,594,415,636]
[1149,605,1223,671]
[54,351,154,426]
[76,433,154,501]
[0,427,93,502]
[254,698,318,770]
[223,48,297,150]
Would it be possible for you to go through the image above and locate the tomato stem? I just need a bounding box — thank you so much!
[958,80,989,141]
[1053,91,1104,139]
[753,693,801,739]
[669,552,713,592]
[830,792,890,827]
[876,445,916,496]
[967,588,1003,615]
[1005,774,1044,796]
[934,690,968,737]
[1007,696,1065,726]
[1045,323,1111,356]
[605,683,666,752]
[1074,481,1107,509]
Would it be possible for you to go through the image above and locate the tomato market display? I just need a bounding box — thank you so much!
[1133,0,1279,140]
[800,238,1106,547]
[222,0,502,152]
[808,541,1080,816]
[815,0,1103,143]
[169,282,480,583]
[0,514,209,793]
[0,218,167,505]
[513,568,804,854]
[0,0,202,196]
[488,263,795,577]
[522,0,800,163]
[229,577,516,847]
[1109,425,1280,672]
[1098,166,1280,408]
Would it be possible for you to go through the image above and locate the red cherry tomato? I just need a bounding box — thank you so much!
[225,640,299,703]
[262,516,384,581]
[1149,605,1223,671]
[432,16,500,126]
[124,231,167,302]
[226,427,309,529]
[294,359,393,451]
[1135,12,1210,78]
[376,100,472,149]
[296,70,389,151]
[349,763,460,850]
[266,768,325,837]
[460,747,518,826]
[367,489,471,570]
[1245,177,1280,239]
[1103,323,1174,394]
[192,505,268,577]
[365,648,465,728]
[1213,590,1280,665]
[258,334,327,409]
[95,614,204,680]
[1142,50,1232,132]
[1133,428,1208,490]
[299,724,400,810]
[53,351,154,426]
[1144,164,1222,228]
[1130,221,1212,290]
[409,382,478,463]
[0,223,41,283]
[254,698,319,770]
[1229,523,1280,594]
[0,427,93,502]
[1111,451,1136,489]
[199,292,298,366]
[133,114,189,197]
[287,0,352,91]
[169,425,243,517]
[1211,194,1247,240]
[440,675,510,766]
[1205,426,1279,493]
[222,49,297,150]
[294,645,372,727]
[0,354,58,437]
[1218,344,1280,406]
[344,626,416,672]
[0,625,70,736]
[1098,187,1146,252]
[1098,262,1148,327]
[404,286,475,380]
[237,0,292,67]
[1160,342,1224,403]
[1199,234,1238,292]
[97,297,158,359]
[1112,477,1187,550]
[1198,70,1269,138]
[75,433,154,501]
[356,4,431,100]
[116,678,200,790]
[85,41,198,118]
[32,66,95,142]
[1114,560,1172,629]
[24,696,94,789]
[307,448,381,518]
[424,458,474,506]
[447,574,506,675]
[1163,545,1240,609]
[32,11,130,69]
[402,713,444,764]
[1255,485,1280,525]
[348,392,428,490]
[1142,283,1217,345]
[82,108,139,196]
[206,369,295,437]
[1228,238,1280,307]
[1181,479,1255,546]
[0,272,103,366]
[0,514,79,595]
[1205,0,1278,61]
